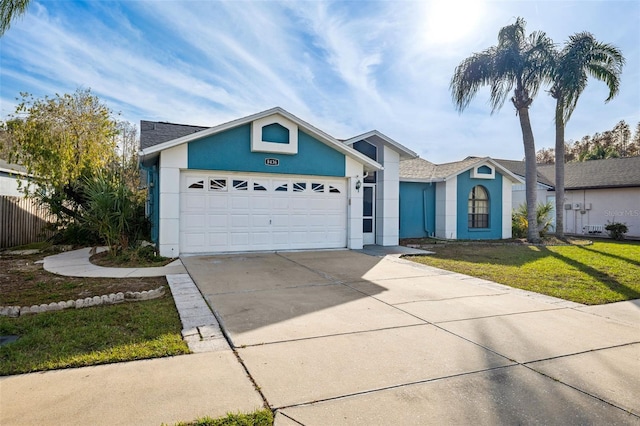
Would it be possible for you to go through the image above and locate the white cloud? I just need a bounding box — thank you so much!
[0,0,638,164]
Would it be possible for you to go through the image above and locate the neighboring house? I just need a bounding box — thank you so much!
[496,157,640,238]
[0,159,27,197]
[139,107,521,257]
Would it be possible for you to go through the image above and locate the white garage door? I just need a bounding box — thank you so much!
[180,172,348,253]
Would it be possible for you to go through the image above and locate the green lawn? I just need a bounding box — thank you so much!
[408,240,640,305]
[172,410,274,426]
[0,296,190,375]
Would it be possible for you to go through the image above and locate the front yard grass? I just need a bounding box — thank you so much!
[0,296,189,376]
[408,239,640,305]
[172,409,274,426]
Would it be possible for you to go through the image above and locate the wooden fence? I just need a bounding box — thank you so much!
[0,196,56,249]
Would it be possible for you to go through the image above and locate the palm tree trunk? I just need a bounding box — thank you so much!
[554,99,566,239]
[517,107,540,243]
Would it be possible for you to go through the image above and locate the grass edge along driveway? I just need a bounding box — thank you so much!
[0,295,190,376]
[408,240,640,305]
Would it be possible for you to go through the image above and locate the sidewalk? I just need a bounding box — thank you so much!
[1,351,264,426]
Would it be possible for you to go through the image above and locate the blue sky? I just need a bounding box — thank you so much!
[1,0,638,163]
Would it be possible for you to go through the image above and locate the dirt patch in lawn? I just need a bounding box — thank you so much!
[0,253,166,307]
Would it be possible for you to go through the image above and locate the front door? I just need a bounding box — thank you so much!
[363,184,375,245]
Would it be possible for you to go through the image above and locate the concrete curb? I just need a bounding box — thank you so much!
[167,274,231,353]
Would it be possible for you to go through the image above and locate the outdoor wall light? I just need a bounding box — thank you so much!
[355,179,362,192]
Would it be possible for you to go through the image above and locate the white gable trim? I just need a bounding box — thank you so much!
[343,130,417,159]
[443,158,524,184]
[140,107,382,172]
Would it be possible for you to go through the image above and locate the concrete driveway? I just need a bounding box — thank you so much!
[182,250,640,425]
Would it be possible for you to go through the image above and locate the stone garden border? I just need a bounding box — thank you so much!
[0,286,165,318]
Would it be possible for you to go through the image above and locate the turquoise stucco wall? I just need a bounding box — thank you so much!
[456,170,503,239]
[142,162,159,244]
[187,124,345,176]
[399,182,436,238]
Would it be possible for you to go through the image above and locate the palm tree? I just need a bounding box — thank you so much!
[550,33,624,238]
[1,0,31,36]
[450,17,554,242]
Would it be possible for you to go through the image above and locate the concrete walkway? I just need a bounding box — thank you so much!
[43,247,187,277]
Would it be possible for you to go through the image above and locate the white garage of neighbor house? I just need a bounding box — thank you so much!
[497,157,640,238]
[0,159,27,197]
[140,107,417,257]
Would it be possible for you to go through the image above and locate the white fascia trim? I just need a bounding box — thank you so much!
[342,130,418,159]
[0,168,29,177]
[442,158,524,184]
[399,177,445,183]
[140,107,383,172]
[513,175,554,190]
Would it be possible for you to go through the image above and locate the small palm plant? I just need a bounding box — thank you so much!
[512,201,554,239]
[81,171,148,256]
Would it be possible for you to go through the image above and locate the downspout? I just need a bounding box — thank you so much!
[423,188,433,237]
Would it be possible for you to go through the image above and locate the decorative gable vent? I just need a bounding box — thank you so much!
[470,164,495,180]
[251,114,298,155]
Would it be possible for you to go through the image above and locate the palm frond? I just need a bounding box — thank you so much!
[450,49,495,112]
[552,32,624,122]
[0,0,30,36]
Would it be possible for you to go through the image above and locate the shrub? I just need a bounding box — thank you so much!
[605,221,628,240]
[512,201,554,239]
[81,171,149,255]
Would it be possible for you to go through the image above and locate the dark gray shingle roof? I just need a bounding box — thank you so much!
[140,120,209,150]
[540,157,640,189]
[0,159,27,175]
[493,159,555,187]
[495,157,640,189]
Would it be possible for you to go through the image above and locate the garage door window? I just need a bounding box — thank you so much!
[275,183,288,192]
[233,180,248,191]
[293,182,306,192]
[329,185,341,194]
[253,182,267,191]
[209,178,227,191]
[312,183,324,193]
[187,178,205,189]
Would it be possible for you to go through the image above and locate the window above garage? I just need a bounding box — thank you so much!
[251,114,298,155]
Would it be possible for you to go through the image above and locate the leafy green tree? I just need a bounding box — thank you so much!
[0,0,31,36]
[549,32,624,238]
[450,17,554,242]
[6,89,119,222]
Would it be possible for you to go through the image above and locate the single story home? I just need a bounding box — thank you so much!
[0,159,27,197]
[496,157,640,238]
[140,107,521,257]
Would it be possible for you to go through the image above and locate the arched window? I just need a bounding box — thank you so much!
[468,186,489,228]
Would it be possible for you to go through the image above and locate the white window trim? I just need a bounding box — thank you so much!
[471,164,495,180]
[251,115,298,155]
